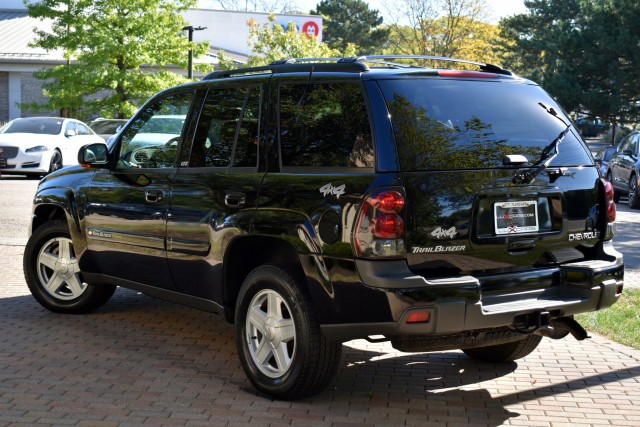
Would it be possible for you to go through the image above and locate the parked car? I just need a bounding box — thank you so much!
[594,145,618,176]
[0,117,104,177]
[88,118,128,143]
[576,117,609,137]
[606,130,640,208]
[23,56,624,400]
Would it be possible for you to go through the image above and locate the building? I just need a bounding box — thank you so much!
[0,1,322,122]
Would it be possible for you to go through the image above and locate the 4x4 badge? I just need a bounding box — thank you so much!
[431,226,457,239]
[319,183,346,199]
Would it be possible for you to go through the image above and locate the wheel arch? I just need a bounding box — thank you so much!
[31,188,82,241]
[222,235,304,323]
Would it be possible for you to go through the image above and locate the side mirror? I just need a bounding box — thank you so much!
[65,129,77,137]
[78,143,109,168]
[623,149,633,156]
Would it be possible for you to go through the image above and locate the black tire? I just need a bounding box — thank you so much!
[235,264,342,400]
[607,171,621,203]
[48,149,63,174]
[23,220,116,314]
[629,174,640,209]
[462,334,542,363]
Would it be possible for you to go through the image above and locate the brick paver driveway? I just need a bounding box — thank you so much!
[1,244,639,427]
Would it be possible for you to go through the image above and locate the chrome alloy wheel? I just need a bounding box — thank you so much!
[245,288,297,378]
[36,236,86,300]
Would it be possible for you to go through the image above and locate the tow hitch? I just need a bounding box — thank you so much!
[515,312,590,340]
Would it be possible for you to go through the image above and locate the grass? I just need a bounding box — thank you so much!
[575,288,640,349]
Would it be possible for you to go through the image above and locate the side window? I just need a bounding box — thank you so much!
[190,85,259,168]
[117,91,193,169]
[619,135,631,153]
[76,123,91,136]
[65,121,77,137]
[631,134,639,156]
[278,81,373,168]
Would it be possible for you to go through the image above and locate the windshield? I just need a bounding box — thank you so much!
[378,79,591,170]
[2,118,63,135]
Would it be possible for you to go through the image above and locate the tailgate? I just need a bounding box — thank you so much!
[403,167,602,279]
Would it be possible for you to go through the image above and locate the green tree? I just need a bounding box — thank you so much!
[500,0,640,136]
[384,0,491,59]
[310,0,389,53]
[25,0,212,119]
[216,14,354,69]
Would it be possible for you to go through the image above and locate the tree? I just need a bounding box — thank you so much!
[310,0,389,53]
[383,0,492,59]
[197,0,297,13]
[216,14,354,69]
[500,0,640,138]
[25,0,212,119]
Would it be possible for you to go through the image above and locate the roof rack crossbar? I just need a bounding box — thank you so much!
[354,55,512,75]
[203,58,369,80]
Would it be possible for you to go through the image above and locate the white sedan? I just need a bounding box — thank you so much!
[0,117,105,177]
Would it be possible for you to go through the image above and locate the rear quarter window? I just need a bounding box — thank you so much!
[378,79,592,171]
[278,81,373,169]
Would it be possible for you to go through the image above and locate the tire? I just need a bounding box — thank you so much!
[235,264,342,400]
[23,220,116,314]
[462,334,542,363]
[47,149,63,175]
[607,171,621,203]
[629,174,640,209]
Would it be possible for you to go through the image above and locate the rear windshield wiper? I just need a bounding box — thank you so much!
[513,103,571,184]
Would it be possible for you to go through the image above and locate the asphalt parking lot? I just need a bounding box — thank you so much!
[1,175,639,426]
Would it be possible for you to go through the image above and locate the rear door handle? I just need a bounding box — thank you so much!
[145,190,164,203]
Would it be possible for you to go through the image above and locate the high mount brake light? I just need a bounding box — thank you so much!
[437,70,499,78]
[354,189,406,258]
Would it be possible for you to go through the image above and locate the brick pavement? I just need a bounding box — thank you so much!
[1,243,639,426]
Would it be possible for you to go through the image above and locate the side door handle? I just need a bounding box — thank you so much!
[225,191,246,207]
[145,190,164,203]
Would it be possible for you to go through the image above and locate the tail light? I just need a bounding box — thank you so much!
[600,178,616,240]
[354,189,406,257]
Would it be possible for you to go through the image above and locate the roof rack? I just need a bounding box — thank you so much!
[202,58,369,80]
[202,55,512,80]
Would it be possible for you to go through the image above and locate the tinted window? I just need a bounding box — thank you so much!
[278,82,373,168]
[116,91,194,169]
[190,86,260,168]
[378,79,592,170]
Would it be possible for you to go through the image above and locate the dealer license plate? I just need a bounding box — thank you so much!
[494,201,539,235]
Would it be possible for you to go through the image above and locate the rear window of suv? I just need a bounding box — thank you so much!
[378,79,592,171]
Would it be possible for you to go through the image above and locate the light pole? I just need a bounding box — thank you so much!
[182,25,207,79]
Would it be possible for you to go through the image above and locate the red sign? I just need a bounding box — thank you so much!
[301,21,320,37]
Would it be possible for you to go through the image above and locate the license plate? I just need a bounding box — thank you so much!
[0,157,6,167]
[494,201,539,235]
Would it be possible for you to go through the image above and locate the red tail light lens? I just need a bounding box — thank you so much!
[354,189,406,258]
[376,191,405,213]
[604,181,616,223]
[374,213,404,238]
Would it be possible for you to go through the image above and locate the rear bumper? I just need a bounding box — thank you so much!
[321,241,623,342]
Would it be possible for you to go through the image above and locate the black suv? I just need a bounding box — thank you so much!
[24,56,624,400]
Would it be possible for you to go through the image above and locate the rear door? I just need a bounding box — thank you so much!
[376,77,597,279]
[166,79,266,301]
